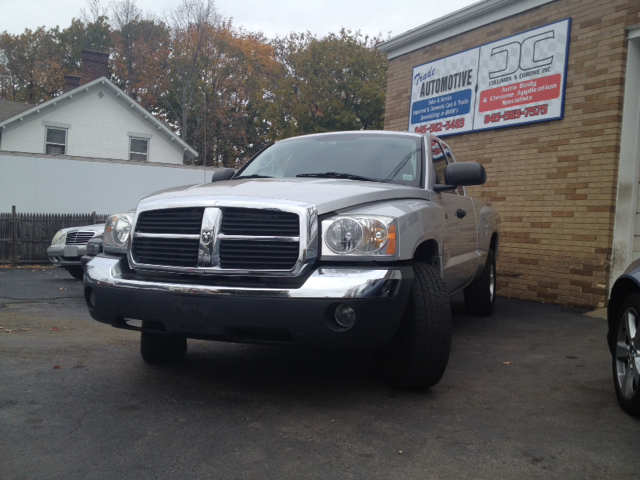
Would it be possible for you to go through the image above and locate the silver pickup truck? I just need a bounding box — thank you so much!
[84,131,499,390]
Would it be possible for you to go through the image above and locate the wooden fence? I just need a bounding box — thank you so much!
[0,206,109,265]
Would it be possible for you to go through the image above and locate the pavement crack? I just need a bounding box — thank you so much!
[69,405,90,437]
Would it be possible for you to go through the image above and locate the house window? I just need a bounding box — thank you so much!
[45,128,67,155]
[129,137,149,161]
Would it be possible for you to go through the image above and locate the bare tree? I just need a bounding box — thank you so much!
[109,0,142,87]
[109,0,141,29]
[80,0,108,24]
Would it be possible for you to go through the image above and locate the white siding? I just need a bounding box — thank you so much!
[611,31,640,283]
[0,152,216,214]
[0,88,185,164]
[633,187,640,262]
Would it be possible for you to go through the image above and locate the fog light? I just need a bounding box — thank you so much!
[334,304,356,328]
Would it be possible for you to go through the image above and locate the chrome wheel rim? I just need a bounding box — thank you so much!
[615,307,640,399]
[489,263,495,302]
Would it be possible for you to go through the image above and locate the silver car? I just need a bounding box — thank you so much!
[607,258,640,416]
[47,224,104,279]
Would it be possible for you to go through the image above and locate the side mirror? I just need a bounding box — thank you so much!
[211,168,236,182]
[444,162,486,187]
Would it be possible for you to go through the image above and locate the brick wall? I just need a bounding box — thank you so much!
[384,0,640,307]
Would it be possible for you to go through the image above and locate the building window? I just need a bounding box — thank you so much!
[129,137,148,161]
[45,128,67,155]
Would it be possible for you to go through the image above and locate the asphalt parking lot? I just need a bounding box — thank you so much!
[1,266,639,479]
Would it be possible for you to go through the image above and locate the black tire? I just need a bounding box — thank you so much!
[464,249,496,316]
[140,326,187,364]
[373,261,452,390]
[65,267,85,280]
[612,294,640,416]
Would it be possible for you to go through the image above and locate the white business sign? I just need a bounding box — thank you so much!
[410,18,571,135]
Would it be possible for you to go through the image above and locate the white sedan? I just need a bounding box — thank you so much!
[47,224,105,279]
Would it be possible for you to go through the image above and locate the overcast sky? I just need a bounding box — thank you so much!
[1,0,479,40]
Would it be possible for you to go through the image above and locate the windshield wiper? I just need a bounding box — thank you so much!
[234,174,274,179]
[296,172,377,182]
[382,148,420,183]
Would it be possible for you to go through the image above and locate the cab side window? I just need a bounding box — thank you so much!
[432,140,447,187]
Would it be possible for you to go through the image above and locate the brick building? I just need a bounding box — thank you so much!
[379,0,640,308]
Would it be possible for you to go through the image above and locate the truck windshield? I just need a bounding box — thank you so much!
[236,133,423,186]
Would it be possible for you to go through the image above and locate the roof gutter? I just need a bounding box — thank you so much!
[378,0,558,59]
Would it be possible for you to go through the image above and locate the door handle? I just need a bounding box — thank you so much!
[456,209,466,219]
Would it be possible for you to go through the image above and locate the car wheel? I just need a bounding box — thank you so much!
[140,325,187,364]
[612,294,640,416]
[373,261,452,390]
[65,266,85,280]
[464,249,496,316]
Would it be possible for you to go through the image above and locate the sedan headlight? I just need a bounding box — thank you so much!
[322,216,396,257]
[103,213,133,253]
[51,230,66,245]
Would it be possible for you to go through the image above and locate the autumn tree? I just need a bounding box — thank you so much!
[187,23,280,167]
[0,2,389,167]
[268,29,387,139]
[109,0,171,112]
[0,27,65,103]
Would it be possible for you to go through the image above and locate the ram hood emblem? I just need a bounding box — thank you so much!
[201,229,214,244]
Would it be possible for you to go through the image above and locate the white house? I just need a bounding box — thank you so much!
[0,50,216,214]
[0,51,197,165]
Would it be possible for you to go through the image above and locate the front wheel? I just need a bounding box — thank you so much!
[373,261,452,390]
[65,266,84,280]
[140,326,187,364]
[612,294,640,416]
[464,249,496,316]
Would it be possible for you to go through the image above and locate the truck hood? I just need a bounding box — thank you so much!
[139,178,431,215]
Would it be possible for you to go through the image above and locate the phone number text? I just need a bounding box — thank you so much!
[484,104,549,124]
[414,118,465,134]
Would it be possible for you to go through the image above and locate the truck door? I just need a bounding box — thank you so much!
[430,139,480,295]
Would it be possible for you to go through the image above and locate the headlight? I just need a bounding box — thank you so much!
[104,213,133,253]
[323,216,396,257]
[52,230,66,245]
[325,218,364,253]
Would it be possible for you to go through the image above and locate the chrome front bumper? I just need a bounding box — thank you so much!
[85,255,403,299]
[84,255,413,348]
[47,244,88,266]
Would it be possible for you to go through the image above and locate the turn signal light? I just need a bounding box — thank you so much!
[385,225,397,255]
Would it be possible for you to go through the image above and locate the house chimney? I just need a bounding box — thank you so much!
[80,50,109,86]
[64,75,81,92]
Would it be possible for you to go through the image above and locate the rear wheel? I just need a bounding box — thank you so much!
[612,294,640,416]
[464,249,496,316]
[140,324,187,364]
[373,261,452,390]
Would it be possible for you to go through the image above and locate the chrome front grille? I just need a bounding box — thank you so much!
[131,205,310,273]
[136,207,204,235]
[219,240,299,269]
[133,208,203,267]
[221,208,299,236]
[66,231,97,245]
[134,237,200,267]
